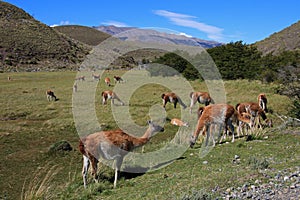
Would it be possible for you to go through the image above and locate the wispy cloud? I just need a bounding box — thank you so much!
[154,10,224,41]
[101,20,129,27]
[50,20,71,27]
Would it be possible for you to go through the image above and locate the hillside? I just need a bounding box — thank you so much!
[95,25,223,49]
[254,20,300,55]
[53,25,111,46]
[0,2,91,72]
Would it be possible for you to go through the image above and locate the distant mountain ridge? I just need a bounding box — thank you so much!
[94,25,223,49]
[254,20,300,55]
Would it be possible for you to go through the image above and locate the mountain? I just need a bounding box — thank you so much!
[94,25,223,49]
[0,2,90,72]
[53,25,111,46]
[254,20,300,55]
[95,25,134,36]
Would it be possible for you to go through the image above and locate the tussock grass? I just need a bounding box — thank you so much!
[21,164,61,200]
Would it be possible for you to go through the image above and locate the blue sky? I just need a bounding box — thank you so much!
[4,0,300,44]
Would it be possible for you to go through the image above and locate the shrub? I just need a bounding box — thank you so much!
[48,140,73,155]
[181,189,212,200]
[247,156,269,170]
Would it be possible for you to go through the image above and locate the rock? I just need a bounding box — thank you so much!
[218,167,300,199]
[284,176,289,181]
[290,184,297,189]
[246,192,252,198]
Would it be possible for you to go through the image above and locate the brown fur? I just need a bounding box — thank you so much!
[190,104,250,147]
[235,102,271,134]
[104,77,111,86]
[92,73,100,81]
[236,102,267,120]
[114,76,123,83]
[189,92,214,113]
[73,83,77,92]
[79,121,164,188]
[258,93,268,112]
[101,90,124,105]
[170,118,189,127]
[197,106,205,119]
[161,92,187,109]
[190,104,237,147]
[46,90,57,101]
[75,76,85,81]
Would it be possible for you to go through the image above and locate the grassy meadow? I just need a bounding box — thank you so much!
[0,70,299,200]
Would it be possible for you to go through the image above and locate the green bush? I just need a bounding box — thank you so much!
[247,156,269,170]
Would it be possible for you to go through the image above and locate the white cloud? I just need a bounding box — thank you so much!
[154,10,196,19]
[101,20,129,27]
[50,20,71,27]
[154,10,224,41]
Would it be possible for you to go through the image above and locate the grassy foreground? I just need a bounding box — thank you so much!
[0,71,299,200]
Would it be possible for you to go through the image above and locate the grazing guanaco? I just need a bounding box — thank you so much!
[190,104,252,147]
[189,91,214,113]
[46,90,57,101]
[170,118,189,127]
[114,75,123,83]
[78,120,164,188]
[102,90,124,106]
[73,83,77,93]
[197,106,205,119]
[258,93,268,113]
[104,77,111,86]
[92,73,100,81]
[75,76,85,81]
[190,104,236,147]
[161,92,187,109]
[235,102,271,135]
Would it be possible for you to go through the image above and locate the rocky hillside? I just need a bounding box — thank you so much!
[254,20,300,55]
[0,2,91,72]
[53,25,111,46]
[95,25,223,49]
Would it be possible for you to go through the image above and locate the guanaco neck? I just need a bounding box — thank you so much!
[132,127,153,147]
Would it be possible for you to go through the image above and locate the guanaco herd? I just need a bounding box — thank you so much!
[47,74,272,189]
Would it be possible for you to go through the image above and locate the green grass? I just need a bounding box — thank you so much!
[0,71,299,200]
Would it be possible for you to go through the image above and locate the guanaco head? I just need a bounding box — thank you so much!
[258,93,268,113]
[197,106,205,119]
[148,120,164,135]
[190,135,197,148]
